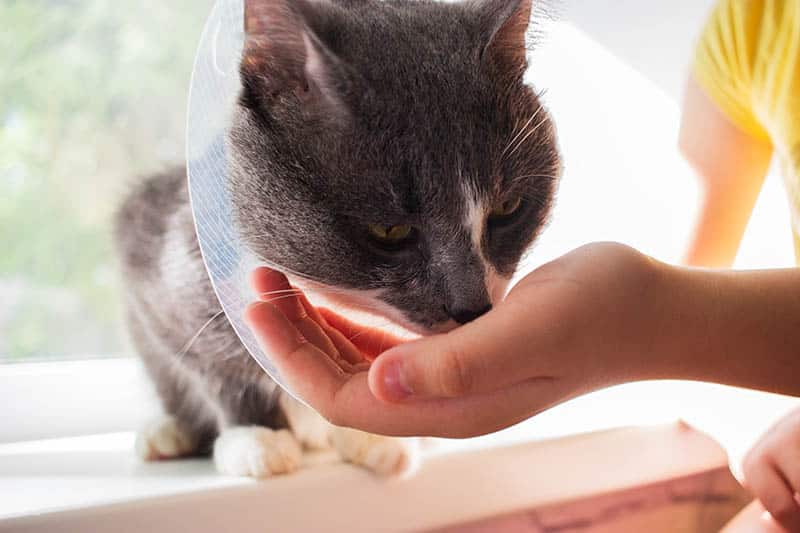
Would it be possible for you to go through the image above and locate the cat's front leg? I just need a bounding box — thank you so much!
[330,426,418,477]
[279,392,333,450]
[136,415,198,461]
[213,426,302,478]
[280,393,417,476]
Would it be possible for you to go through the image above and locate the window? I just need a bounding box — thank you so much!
[1,0,214,362]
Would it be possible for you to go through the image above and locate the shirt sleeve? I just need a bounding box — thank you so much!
[692,0,771,141]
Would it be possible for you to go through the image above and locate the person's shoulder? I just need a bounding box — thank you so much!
[691,0,776,141]
[707,0,795,53]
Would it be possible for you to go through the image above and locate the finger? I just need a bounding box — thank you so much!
[322,323,372,367]
[774,447,800,496]
[250,267,306,321]
[720,500,786,533]
[251,267,330,327]
[251,267,293,301]
[368,301,558,401]
[249,300,577,436]
[318,308,406,360]
[295,290,329,326]
[772,449,800,527]
[251,269,366,366]
[250,269,348,361]
[247,281,581,437]
[244,301,347,413]
[746,459,800,532]
[290,297,370,366]
[317,360,570,437]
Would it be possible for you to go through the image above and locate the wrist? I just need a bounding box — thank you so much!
[620,254,711,384]
[612,251,677,383]
[637,260,734,385]
[559,244,683,388]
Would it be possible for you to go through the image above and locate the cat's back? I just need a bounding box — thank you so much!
[114,167,195,280]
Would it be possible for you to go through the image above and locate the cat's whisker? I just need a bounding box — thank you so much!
[245,256,329,285]
[498,88,550,163]
[174,309,226,361]
[512,173,560,181]
[259,285,387,302]
[258,289,398,318]
[260,293,317,305]
[509,173,561,187]
[257,289,306,298]
[346,319,405,347]
[536,86,549,100]
[506,112,550,159]
[252,275,419,316]
[500,106,543,161]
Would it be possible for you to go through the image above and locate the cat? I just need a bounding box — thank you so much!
[114,0,560,478]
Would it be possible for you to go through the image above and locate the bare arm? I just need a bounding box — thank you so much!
[649,261,800,396]
[679,75,773,267]
[245,243,800,438]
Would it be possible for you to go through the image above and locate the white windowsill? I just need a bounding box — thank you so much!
[0,358,158,444]
[1,364,796,533]
[0,424,741,533]
[2,358,797,479]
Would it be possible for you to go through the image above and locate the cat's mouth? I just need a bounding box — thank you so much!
[286,275,421,335]
[286,274,510,339]
[286,275,460,338]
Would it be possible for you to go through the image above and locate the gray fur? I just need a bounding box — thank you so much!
[116,0,560,451]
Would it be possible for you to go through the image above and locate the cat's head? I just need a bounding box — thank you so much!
[228,0,560,334]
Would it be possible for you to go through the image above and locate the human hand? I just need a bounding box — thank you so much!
[244,242,665,437]
[741,407,800,532]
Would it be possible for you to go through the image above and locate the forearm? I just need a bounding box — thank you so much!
[645,261,800,396]
[678,75,773,269]
[684,188,755,268]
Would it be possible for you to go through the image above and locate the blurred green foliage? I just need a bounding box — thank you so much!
[0,0,214,360]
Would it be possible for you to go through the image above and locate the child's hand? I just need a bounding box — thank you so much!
[244,242,661,437]
[742,408,800,531]
[245,267,406,372]
[245,242,800,438]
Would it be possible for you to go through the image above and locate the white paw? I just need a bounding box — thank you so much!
[213,426,302,478]
[136,416,196,461]
[331,427,417,477]
[279,393,333,450]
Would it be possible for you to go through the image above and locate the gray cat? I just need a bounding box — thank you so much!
[115,0,560,478]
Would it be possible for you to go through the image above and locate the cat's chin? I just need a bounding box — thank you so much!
[426,320,461,335]
[384,318,459,337]
[286,275,456,338]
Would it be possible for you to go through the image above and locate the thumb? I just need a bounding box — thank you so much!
[368,305,546,402]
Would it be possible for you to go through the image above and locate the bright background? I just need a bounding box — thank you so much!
[1,0,798,482]
[1,0,214,362]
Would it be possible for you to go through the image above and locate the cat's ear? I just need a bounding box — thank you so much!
[241,0,342,109]
[474,0,533,78]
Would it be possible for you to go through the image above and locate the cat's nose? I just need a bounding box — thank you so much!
[446,304,492,325]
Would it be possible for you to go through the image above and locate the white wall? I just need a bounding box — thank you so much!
[562,0,718,102]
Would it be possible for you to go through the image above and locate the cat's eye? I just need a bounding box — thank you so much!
[367,223,414,246]
[489,196,523,219]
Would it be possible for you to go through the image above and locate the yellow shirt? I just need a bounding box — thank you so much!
[693,0,800,262]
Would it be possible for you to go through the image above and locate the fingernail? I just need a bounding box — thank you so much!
[382,359,412,401]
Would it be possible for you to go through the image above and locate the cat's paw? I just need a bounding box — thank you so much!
[331,427,417,477]
[213,426,302,478]
[279,393,333,450]
[135,416,196,461]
